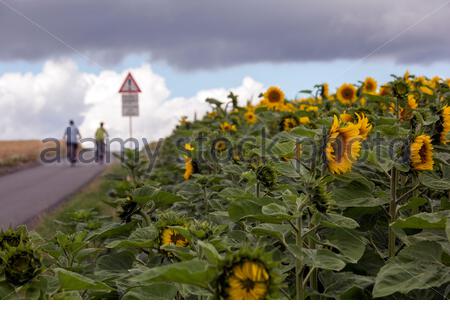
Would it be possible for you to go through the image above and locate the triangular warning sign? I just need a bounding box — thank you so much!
[119,72,141,93]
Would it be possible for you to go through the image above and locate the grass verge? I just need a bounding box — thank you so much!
[34,164,123,239]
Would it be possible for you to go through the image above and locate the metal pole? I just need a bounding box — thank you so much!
[129,116,133,149]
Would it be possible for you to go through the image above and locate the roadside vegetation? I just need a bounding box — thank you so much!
[1,72,449,300]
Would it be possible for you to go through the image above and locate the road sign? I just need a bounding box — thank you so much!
[119,72,141,93]
[119,72,141,142]
[122,94,139,116]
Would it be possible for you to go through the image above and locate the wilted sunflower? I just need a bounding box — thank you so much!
[355,113,372,140]
[263,86,285,109]
[336,83,357,104]
[441,106,450,144]
[363,77,378,93]
[410,134,434,171]
[255,164,277,188]
[160,228,189,247]
[244,111,257,125]
[280,116,298,132]
[325,116,362,174]
[220,121,237,132]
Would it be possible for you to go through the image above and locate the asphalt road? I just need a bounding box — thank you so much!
[0,161,105,229]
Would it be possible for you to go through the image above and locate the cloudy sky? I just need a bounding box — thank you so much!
[0,0,449,141]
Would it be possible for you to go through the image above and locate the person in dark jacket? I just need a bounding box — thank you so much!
[63,120,81,166]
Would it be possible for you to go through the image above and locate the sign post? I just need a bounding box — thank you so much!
[119,72,141,147]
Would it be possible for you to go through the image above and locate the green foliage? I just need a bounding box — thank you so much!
[2,73,450,299]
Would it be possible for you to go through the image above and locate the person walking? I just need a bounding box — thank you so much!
[63,120,81,166]
[95,122,108,163]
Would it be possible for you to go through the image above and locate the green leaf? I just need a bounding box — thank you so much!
[321,271,374,299]
[87,222,137,241]
[196,240,222,265]
[333,184,389,208]
[55,268,113,292]
[251,223,290,241]
[0,281,15,299]
[106,226,158,249]
[391,211,450,229]
[303,249,346,271]
[130,259,217,289]
[289,126,320,138]
[321,213,359,229]
[322,229,367,263]
[273,162,300,178]
[149,190,184,208]
[418,173,450,190]
[95,250,136,274]
[373,241,450,298]
[272,140,296,157]
[287,245,346,271]
[228,197,291,223]
[122,283,178,299]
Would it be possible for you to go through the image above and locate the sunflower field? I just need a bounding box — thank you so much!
[1,73,450,300]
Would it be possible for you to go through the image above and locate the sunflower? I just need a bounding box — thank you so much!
[320,83,329,99]
[407,94,418,109]
[183,157,198,180]
[281,117,298,132]
[263,86,285,109]
[431,76,441,88]
[224,260,269,300]
[363,77,377,93]
[214,140,228,152]
[336,83,357,104]
[325,115,362,174]
[207,111,218,119]
[184,143,194,151]
[379,85,392,96]
[306,106,319,113]
[244,111,257,125]
[216,248,282,300]
[179,116,189,126]
[440,106,450,144]
[340,113,353,123]
[420,86,434,96]
[160,227,189,247]
[355,113,372,140]
[410,134,434,171]
[298,116,310,125]
[220,121,237,132]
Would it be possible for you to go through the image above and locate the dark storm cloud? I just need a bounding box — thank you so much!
[0,0,449,69]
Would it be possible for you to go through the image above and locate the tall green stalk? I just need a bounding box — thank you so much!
[388,167,398,257]
[295,215,305,299]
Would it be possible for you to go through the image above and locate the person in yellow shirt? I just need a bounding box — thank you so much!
[95,122,108,163]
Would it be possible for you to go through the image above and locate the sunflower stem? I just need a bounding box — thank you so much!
[388,167,398,258]
[256,182,260,198]
[295,214,305,300]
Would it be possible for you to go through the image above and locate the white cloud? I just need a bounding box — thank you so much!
[0,60,264,145]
